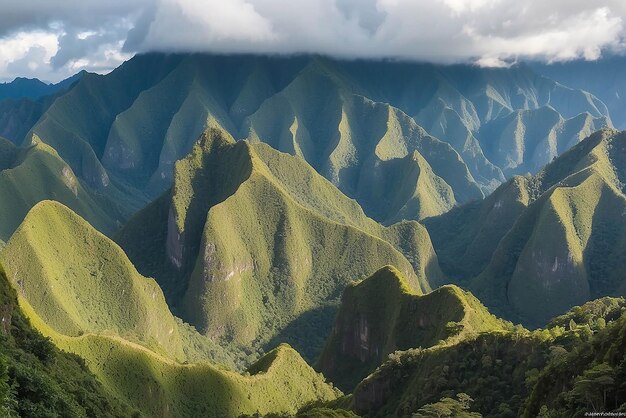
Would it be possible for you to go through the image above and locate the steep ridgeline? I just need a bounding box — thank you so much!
[426,128,626,326]
[0,201,340,417]
[317,266,508,391]
[26,54,609,222]
[117,128,443,361]
[0,136,137,241]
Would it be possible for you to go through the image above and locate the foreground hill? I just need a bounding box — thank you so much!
[347,299,626,418]
[22,54,612,224]
[0,137,138,241]
[317,266,509,390]
[117,128,443,361]
[0,262,135,417]
[426,128,626,326]
[0,201,340,417]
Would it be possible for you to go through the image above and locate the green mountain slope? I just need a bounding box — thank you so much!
[0,138,135,241]
[317,266,508,390]
[0,262,135,417]
[427,128,626,326]
[1,201,340,417]
[117,128,443,361]
[474,129,626,325]
[0,200,236,366]
[532,57,626,129]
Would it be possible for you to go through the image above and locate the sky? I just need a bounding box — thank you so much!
[1,0,626,82]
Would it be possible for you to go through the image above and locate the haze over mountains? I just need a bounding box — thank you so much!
[1,52,626,417]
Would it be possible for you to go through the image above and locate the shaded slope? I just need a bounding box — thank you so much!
[1,202,340,417]
[117,128,443,361]
[0,139,132,241]
[532,57,626,129]
[0,71,84,102]
[317,266,508,390]
[475,129,626,325]
[478,107,609,176]
[0,262,134,417]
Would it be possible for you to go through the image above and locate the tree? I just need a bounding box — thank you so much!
[570,363,615,411]
[412,393,482,418]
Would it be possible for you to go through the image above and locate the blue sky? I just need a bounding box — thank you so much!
[1,0,626,82]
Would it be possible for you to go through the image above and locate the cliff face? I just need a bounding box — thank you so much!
[317,266,507,391]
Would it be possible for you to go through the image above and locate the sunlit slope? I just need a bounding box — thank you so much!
[118,128,444,360]
[0,138,128,240]
[1,201,339,416]
[0,262,135,417]
[425,129,626,325]
[317,265,508,390]
[19,303,339,418]
[1,201,192,360]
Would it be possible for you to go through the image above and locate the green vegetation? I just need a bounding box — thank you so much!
[0,262,135,417]
[317,266,509,390]
[412,393,482,418]
[426,129,626,326]
[118,128,444,362]
[339,291,626,418]
[0,200,240,367]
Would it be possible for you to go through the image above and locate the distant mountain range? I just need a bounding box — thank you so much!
[5,54,610,228]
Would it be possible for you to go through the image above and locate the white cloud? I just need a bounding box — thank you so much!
[1,0,626,82]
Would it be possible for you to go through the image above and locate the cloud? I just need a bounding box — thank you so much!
[1,0,626,82]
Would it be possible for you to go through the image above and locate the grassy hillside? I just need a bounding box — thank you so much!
[1,202,341,417]
[317,266,509,390]
[0,138,135,241]
[117,128,444,362]
[0,262,135,417]
[0,200,239,367]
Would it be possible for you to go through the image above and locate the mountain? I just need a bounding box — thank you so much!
[0,71,85,101]
[23,53,611,224]
[0,262,135,417]
[317,265,508,390]
[0,136,141,241]
[116,127,443,361]
[531,57,626,130]
[426,128,626,326]
[0,201,340,417]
